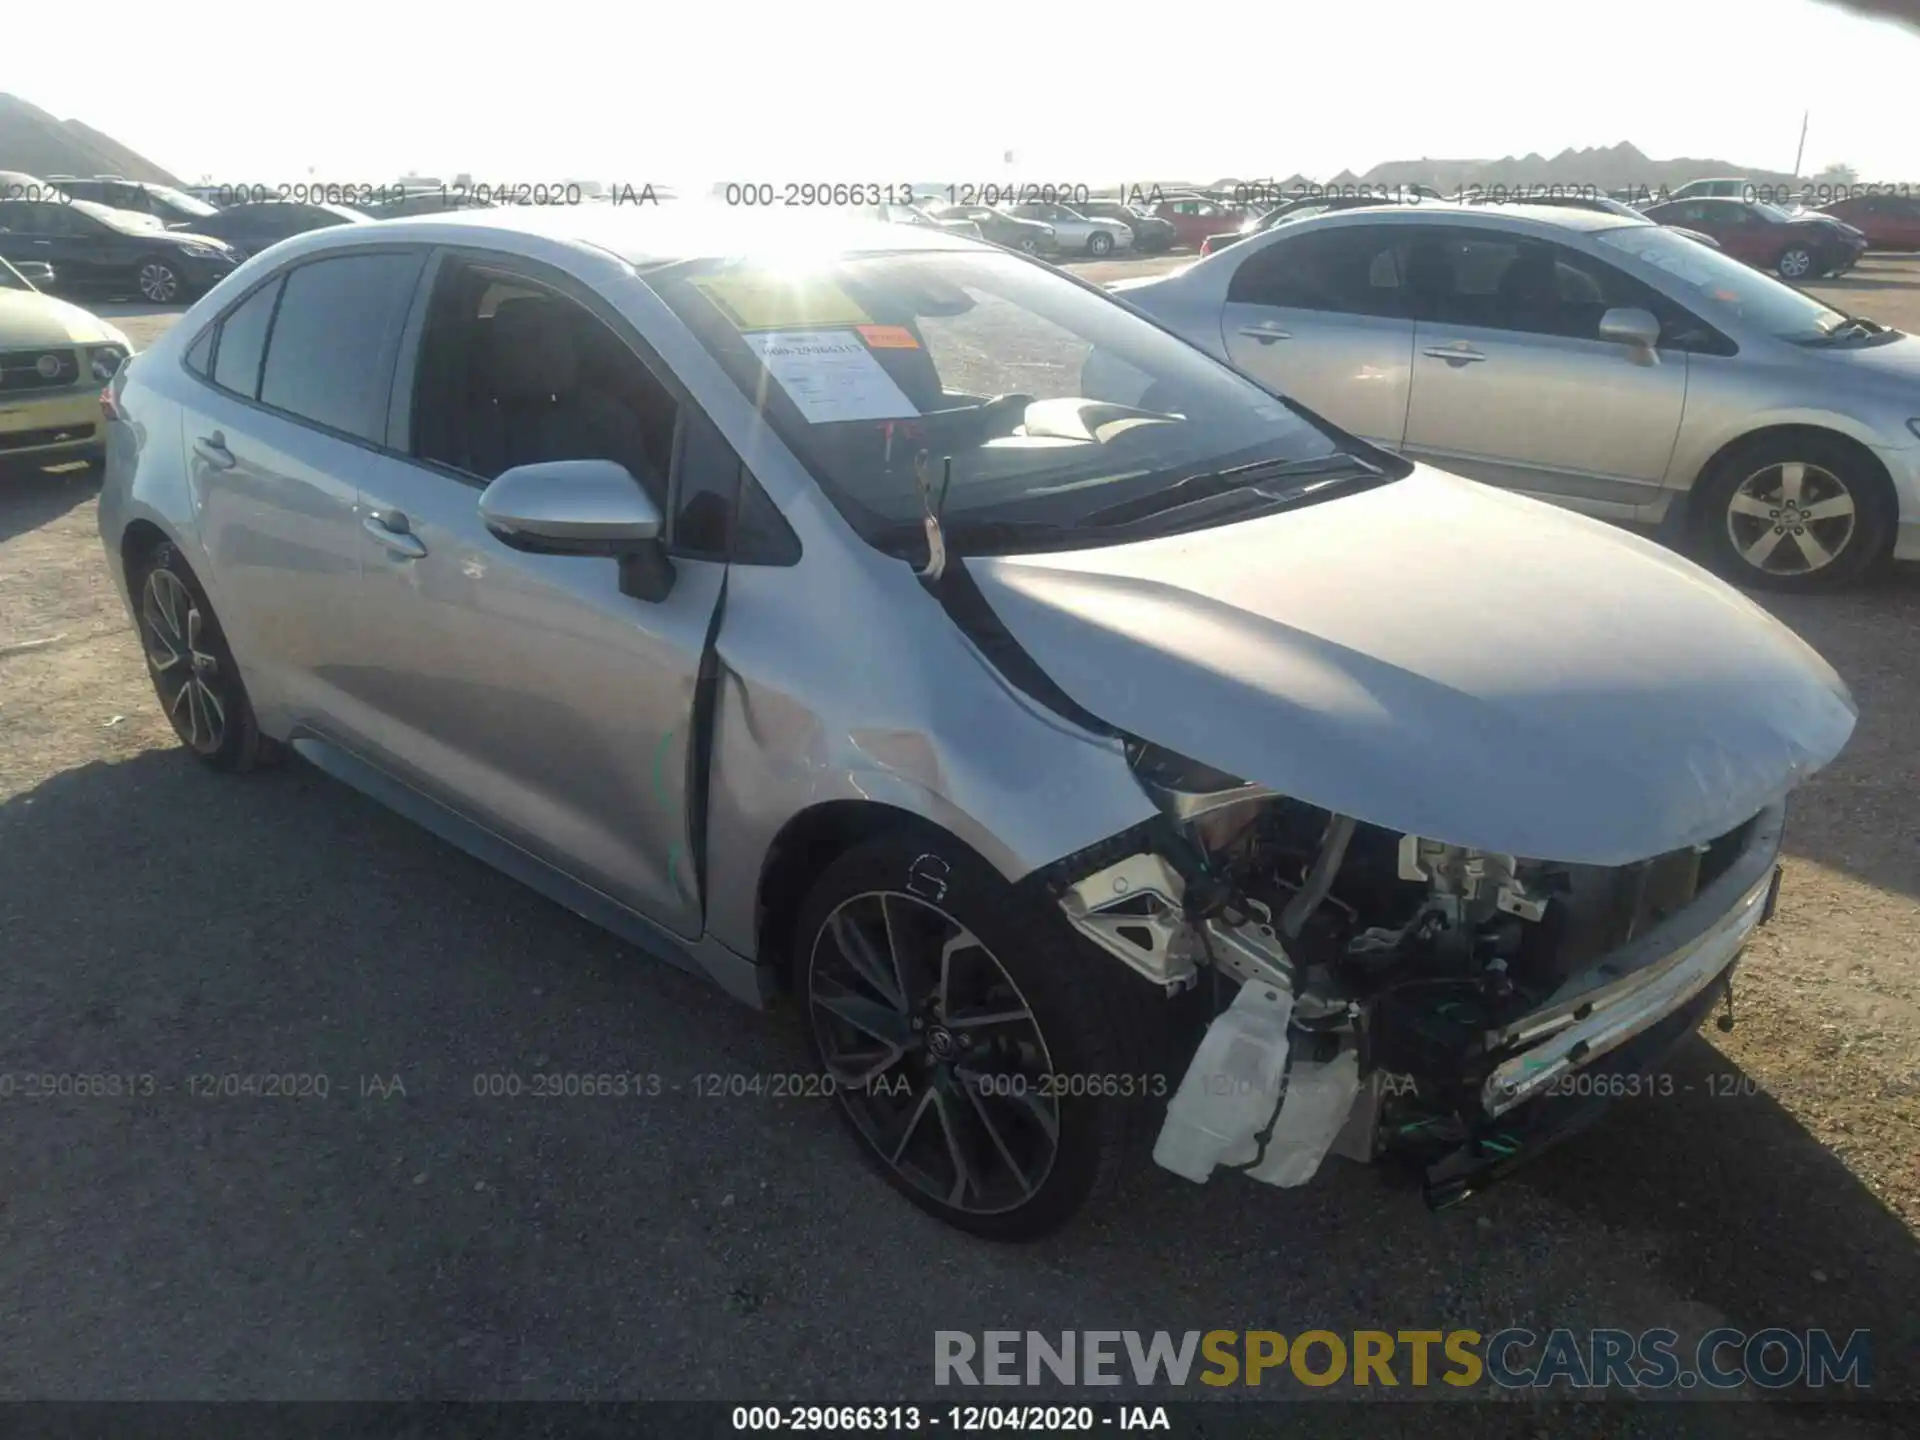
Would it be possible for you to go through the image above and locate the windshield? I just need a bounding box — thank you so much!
[70,198,168,234]
[651,249,1372,552]
[149,185,217,218]
[1594,224,1848,343]
[1753,201,1797,223]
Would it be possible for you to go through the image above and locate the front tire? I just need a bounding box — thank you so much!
[797,832,1181,1240]
[1775,245,1815,280]
[133,542,280,769]
[1691,435,1895,591]
[1086,231,1114,257]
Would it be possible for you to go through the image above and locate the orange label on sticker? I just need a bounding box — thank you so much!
[858,325,921,349]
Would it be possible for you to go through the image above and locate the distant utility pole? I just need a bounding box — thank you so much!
[1792,111,1809,179]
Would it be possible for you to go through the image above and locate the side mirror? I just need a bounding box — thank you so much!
[479,459,675,601]
[1598,306,1661,354]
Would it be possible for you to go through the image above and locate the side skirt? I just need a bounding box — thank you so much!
[289,734,774,1009]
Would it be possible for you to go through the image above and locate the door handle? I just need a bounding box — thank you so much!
[1422,345,1487,365]
[1238,325,1292,344]
[193,433,236,469]
[362,512,428,560]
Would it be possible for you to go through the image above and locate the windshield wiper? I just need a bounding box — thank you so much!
[1079,453,1382,528]
[1802,316,1883,345]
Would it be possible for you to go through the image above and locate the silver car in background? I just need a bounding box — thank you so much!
[1101,203,1920,590]
[98,205,1852,1237]
[1001,201,1133,257]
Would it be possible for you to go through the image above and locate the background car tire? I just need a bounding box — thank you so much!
[132,541,281,770]
[1016,237,1039,254]
[1691,434,1895,592]
[134,256,184,304]
[1087,232,1114,257]
[796,830,1188,1240]
[1775,246,1815,280]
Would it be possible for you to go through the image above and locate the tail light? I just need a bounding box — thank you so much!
[1199,235,1214,256]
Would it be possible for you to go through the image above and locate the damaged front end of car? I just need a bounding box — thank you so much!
[1044,741,1787,1209]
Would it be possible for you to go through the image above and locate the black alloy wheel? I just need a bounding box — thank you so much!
[797,834,1185,1239]
[135,542,279,769]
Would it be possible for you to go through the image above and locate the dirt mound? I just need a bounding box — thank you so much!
[0,93,182,187]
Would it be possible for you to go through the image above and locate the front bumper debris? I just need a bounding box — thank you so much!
[1149,803,1786,1196]
[1480,860,1778,1117]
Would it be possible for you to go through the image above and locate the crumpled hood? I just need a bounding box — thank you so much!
[967,466,1857,865]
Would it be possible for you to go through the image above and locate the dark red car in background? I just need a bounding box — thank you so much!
[1153,195,1248,250]
[1641,197,1868,280]
[1818,192,1920,250]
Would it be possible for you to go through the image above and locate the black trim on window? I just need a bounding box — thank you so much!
[383,249,445,453]
[666,407,801,567]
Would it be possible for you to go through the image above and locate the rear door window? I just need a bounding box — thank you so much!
[256,250,425,442]
[1227,224,1409,318]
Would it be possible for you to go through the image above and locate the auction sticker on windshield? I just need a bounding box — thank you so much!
[742,330,921,423]
[691,272,873,330]
[856,324,921,349]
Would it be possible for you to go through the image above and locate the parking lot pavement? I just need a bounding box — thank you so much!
[1,280,1916,1424]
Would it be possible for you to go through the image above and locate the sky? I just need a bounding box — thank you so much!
[6,0,1920,187]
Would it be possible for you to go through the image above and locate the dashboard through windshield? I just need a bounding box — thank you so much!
[651,249,1388,555]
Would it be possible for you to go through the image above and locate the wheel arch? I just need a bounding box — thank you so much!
[753,800,978,994]
[118,517,176,587]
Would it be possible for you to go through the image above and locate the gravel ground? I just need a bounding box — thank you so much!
[1,263,1916,1430]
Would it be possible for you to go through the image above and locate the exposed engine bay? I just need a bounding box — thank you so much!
[1049,741,1777,1208]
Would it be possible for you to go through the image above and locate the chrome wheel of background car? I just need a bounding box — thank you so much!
[1776,247,1814,279]
[1017,237,1039,254]
[137,260,181,303]
[1724,461,1856,577]
[807,889,1060,1216]
[141,567,226,754]
[1087,232,1113,257]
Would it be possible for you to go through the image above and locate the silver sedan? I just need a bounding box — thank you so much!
[1002,201,1133,257]
[99,205,1852,1237]
[1101,203,1920,590]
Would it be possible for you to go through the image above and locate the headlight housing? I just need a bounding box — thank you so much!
[1042,225,1056,239]
[90,345,129,381]
[176,243,226,260]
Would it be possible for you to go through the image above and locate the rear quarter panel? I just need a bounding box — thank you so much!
[98,351,194,615]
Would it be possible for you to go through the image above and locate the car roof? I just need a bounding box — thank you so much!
[225,199,370,221]
[340,200,978,266]
[1289,202,1652,233]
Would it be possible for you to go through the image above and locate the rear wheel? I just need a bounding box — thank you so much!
[798,832,1181,1239]
[134,542,280,769]
[1692,435,1894,591]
